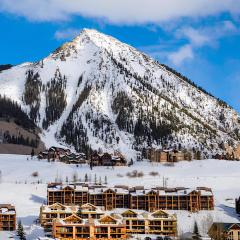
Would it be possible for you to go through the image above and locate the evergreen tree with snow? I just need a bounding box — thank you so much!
[17,220,26,240]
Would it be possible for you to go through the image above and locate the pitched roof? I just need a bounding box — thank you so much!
[210,222,240,232]
[49,202,66,210]
[121,209,138,216]
[151,209,169,217]
[81,203,98,210]
[63,214,82,223]
[99,215,117,224]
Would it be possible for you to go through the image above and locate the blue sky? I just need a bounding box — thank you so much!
[0,0,239,112]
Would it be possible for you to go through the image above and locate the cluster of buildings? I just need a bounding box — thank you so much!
[1,186,240,240]
[40,203,177,239]
[38,146,86,164]
[38,147,127,166]
[0,204,16,231]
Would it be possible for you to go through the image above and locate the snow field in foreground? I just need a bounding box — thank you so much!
[0,154,240,239]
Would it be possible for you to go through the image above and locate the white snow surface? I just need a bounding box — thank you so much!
[0,154,239,239]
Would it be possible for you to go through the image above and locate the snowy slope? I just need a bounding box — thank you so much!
[0,29,239,159]
[0,155,240,239]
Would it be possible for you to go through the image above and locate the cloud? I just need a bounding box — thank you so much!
[165,20,240,65]
[177,28,210,47]
[54,28,82,40]
[0,0,240,24]
[168,44,194,66]
[177,20,239,47]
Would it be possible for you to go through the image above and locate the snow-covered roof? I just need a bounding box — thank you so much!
[0,204,16,215]
[47,183,213,196]
[52,206,176,227]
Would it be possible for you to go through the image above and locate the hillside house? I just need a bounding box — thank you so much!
[208,222,240,240]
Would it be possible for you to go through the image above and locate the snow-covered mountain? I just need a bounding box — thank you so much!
[0,29,239,159]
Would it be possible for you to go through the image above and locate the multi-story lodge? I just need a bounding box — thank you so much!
[0,204,16,231]
[47,183,214,212]
[236,197,240,214]
[40,203,104,231]
[40,203,78,232]
[90,152,127,166]
[208,222,240,240]
[145,148,192,163]
[41,203,177,238]
[52,214,126,240]
[120,209,177,236]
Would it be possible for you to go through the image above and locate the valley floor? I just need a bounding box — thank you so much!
[0,155,240,239]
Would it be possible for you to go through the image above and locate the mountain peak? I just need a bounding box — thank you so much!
[74,28,123,50]
[51,28,120,59]
[1,29,239,159]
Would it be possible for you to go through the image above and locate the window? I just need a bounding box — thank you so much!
[227,231,233,240]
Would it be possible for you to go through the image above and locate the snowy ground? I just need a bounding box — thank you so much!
[0,155,240,239]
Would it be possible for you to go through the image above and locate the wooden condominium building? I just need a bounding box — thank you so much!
[0,204,16,231]
[52,214,126,240]
[40,203,104,232]
[90,151,127,166]
[118,209,177,237]
[145,148,192,163]
[47,183,214,212]
[208,222,240,240]
[236,197,240,214]
[41,203,177,239]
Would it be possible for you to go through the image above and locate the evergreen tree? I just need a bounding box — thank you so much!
[193,221,201,240]
[84,173,88,182]
[17,220,26,240]
[94,174,97,184]
[72,172,78,183]
[104,176,107,185]
[76,207,82,217]
[31,148,35,158]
